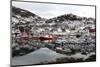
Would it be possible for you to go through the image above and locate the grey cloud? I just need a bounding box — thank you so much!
[12,1,95,19]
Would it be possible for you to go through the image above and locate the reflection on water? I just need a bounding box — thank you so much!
[12,47,96,66]
[12,48,66,65]
[42,40,53,43]
[12,35,96,66]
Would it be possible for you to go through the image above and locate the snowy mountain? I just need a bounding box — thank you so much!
[46,13,95,23]
[46,13,82,23]
[12,6,95,31]
[12,6,45,28]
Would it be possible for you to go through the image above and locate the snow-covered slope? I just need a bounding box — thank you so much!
[12,6,45,28]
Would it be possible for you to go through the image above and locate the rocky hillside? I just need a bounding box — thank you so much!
[12,6,45,28]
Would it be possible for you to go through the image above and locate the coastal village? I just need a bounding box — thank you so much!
[11,6,96,65]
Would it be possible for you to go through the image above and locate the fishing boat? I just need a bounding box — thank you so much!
[39,35,53,41]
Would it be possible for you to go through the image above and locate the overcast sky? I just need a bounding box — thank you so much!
[12,1,95,19]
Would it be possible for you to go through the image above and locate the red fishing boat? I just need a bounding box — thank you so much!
[39,35,53,41]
